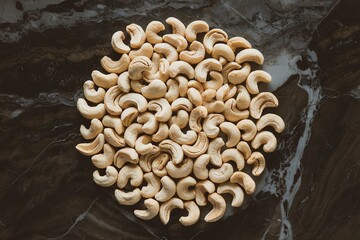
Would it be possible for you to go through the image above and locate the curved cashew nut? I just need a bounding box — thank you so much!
[224,98,249,122]
[193,154,210,180]
[111,31,130,54]
[221,148,245,170]
[237,119,257,141]
[230,171,256,194]
[91,143,115,169]
[164,79,179,103]
[104,85,123,115]
[189,106,208,132]
[204,193,226,223]
[202,89,217,102]
[179,41,205,64]
[83,80,106,103]
[103,128,125,147]
[235,48,264,65]
[179,201,200,226]
[203,100,226,114]
[227,36,252,51]
[80,118,103,140]
[91,70,118,89]
[203,28,228,54]
[250,92,279,119]
[102,115,124,135]
[168,61,195,79]
[251,131,277,152]
[129,42,153,60]
[76,133,104,156]
[77,98,105,120]
[247,152,266,176]
[148,98,172,122]
[134,198,160,220]
[209,163,233,183]
[203,71,224,90]
[120,107,139,127]
[128,56,152,80]
[195,180,215,206]
[188,80,204,93]
[124,123,143,147]
[166,17,186,36]
[93,166,118,187]
[236,85,251,110]
[135,135,154,155]
[137,112,159,134]
[163,34,188,52]
[219,121,241,147]
[182,132,209,158]
[217,182,244,207]
[222,62,240,83]
[159,197,184,225]
[246,70,272,94]
[115,188,141,206]
[117,71,131,93]
[207,137,225,167]
[155,176,176,202]
[101,54,130,74]
[117,164,143,188]
[175,75,189,97]
[203,114,224,138]
[119,92,148,113]
[212,43,235,64]
[168,110,189,129]
[152,123,169,142]
[195,58,222,83]
[141,172,161,198]
[152,153,170,177]
[126,23,146,48]
[186,20,209,42]
[256,113,285,133]
[236,141,252,160]
[159,139,184,165]
[141,79,167,99]
[166,158,193,179]
[154,43,178,63]
[130,79,144,93]
[187,87,203,107]
[177,176,196,200]
[114,147,139,168]
[216,84,237,102]
[171,98,193,112]
[169,124,197,145]
[139,146,160,172]
[145,21,165,44]
[228,63,251,85]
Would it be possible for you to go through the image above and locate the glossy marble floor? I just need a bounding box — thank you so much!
[0,0,359,239]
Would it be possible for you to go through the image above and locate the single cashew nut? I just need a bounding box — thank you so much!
[251,131,277,152]
[141,172,161,198]
[114,188,141,206]
[155,176,176,202]
[235,48,264,65]
[169,124,197,145]
[111,31,130,54]
[163,34,188,52]
[187,87,203,107]
[177,176,197,200]
[93,166,118,187]
[135,135,154,155]
[203,29,228,54]
[230,171,256,194]
[236,141,252,160]
[168,61,195,79]
[145,21,165,44]
[207,137,225,167]
[128,56,152,80]
[203,71,224,90]
[195,180,215,206]
[119,92,148,113]
[236,119,257,141]
[91,143,115,169]
[228,63,251,85]
[212,43,235,64]
[203,113,224,138]
[182,132,209,158]
[101,54,130,74]
[250,92,279,119]
[204,193,226,222]
[247,152,266,176]
[164,79,180,103]
[224,98,249,122]
[80,118,103,140]
[124,123,143,147]
[152,153,170,177]
[134,198,160,220]
[154,43,178,63]
[166,17,186,36]
[189,106,208,132]
[193,154,211,180]
[209,163,233,183]
[256,113,285,133]
[159,197,184,225]
[126,23,146,48]
[129,42,153,60]
[148,98,172,122]
[117,71,131,93]
[114,147,139,168]
[102,115,124,135]
[77,98,105,120]
[236,85,251,110]
[137,112,159,135]
[152,123,169,143]
[227,37,252,51]
[103,128,125,147]
[185,20,209,42]
[195,58,222,83]
[179,201,200,226]
[246,70,272,94]
[168,110,189,129]
[141,79,167,99]
[76,133,105,156]
[83,80,106,103]
[166,158,193,179]
[104,85,123,115]
[121,107,139,127]
[117,164,143,188]
[217,182,244,207]
[171,97,193,112]
[219,122,241,148]
[221,148,245,170]
[159,139,184,165]
[179,41,205,64]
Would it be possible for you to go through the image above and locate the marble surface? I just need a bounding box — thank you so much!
[0,0,359,239]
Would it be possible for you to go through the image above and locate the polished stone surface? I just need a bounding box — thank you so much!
[0,0,359,239]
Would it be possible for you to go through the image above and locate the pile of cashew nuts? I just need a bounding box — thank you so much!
[76,17,285,226]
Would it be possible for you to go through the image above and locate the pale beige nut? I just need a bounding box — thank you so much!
[83,80,106,104]
[120,107,139,127]
[141,172,161,198]
[247,152,266,176]
[256,113,285,133]
[117,164,143,188]
[250,92,279,119]
[169,124,197,145]
[115,188,142,206]
[77,98,105,120]
[103,127,125,147]
[104,85,123,115]
[216,83,237,102]
[217,182,244,207]
[166,17,186,36]
[154,43,178,63]
[221,148,245,170]
[204,193,226,222]
[203,28,228,54]
[201,89,217,102]
[102,115,124,135]
[227,37,252,52]
[207,137,225,167]
[93,166,118,187]
[163,34,188,52]
[168,61,195,79]
[187,87,203,107]
[179,41,205,64]
[219,121,241,148]
[235,48,264,65]
[195,58,222,83]
[155,176,176,202]
[117,71,131,93]
[203,71,224,90]
[128,56,152,80]
[159,197,184,225]
[101,54,130,74]
[152,153,170,177]
[228,63,251,85]
[76,133,104,156]
[189,106,208,132]
[126,23,146,49]
[236,141,252,160]
[174,75,189,97]
[202,114,224,138]
[212,43,235,65]
[166,158,193,179]
[135,135,154,155]
[222,62,240,83]
[119,92,148,113]
[182,132,209,158]
[130,79,144,93]
[139,147,161,172]
[91,70,118,89]
[237,119,257,141]
[177,176,197,200]
[164,79,180,103]
[236,85,251,110]
[137,112,159,135]
[188,80,204,93]
[80,118,103,140]
[168,110,189,129]
[203,100,226,114]
[195,180,215,206]
[152,123,169,143]
[145,21,165,44]
[171,97,193,112]
[230,171,256,194]
[179,201,200,226]
[251,131,277,153]
[134,198,160,220]
[246,70,272,95]
[223,98,249,122]
[124,123,143,147]
[209,163,233,183]
[141,79,167,99]
[129,42,153,60]
[148,98,172,122]
[143,53,170,81]
[159,139,184,165]
[193,154,211,180]
[111,31,130,54]
[185,20,209,42]
[114,147,139,168]
[91,143,115,169]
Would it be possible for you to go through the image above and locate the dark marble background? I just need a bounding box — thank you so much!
[0,0,359,239]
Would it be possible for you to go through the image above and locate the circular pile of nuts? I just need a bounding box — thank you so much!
[76,17,285,226]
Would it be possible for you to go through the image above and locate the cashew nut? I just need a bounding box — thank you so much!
[177,176,196,200]
[182,132,209,158]
[152,123,169,142]
[77,98,105,120]
[236,85,251,110]
[179,41,205,64]
[104,85,123,115]
[169,124,197,145]
[101,54,130,74]
[195,180,215,206]
[250,92,279,119]
[185,20,209,42]
[111,31,130,54]
[141,172,161,198]
[228,63,251,85]
[166,158,193,179]
[114,147,139,168]
[117,71,131,93]
[203,29,228,54]
[189,106,208,132]
[237,119,257,141]
[93,166,118,187]
[126,23,146,49]
[251,131,277,152]
[168,110,189,129]
[80,118,103,140]
[168,60,195,79]
[154,43,178,63]
[163,34,188,52]
[204,193,226,222]
[171,98,193,112]
[256,113,285,133]
[152,153,170,177]
[155,176,176,202]
[212,43,235,65]
[219,122,241,147]
[137,112,159,135]
[187,87,203,107]
[230,171,256,194]
[164,79,180,103]
[159,139,184,165]
[145,21,165,44]
[221,148,245,170]
[159,197,184,225]
[193,154,210,180]
[207,137,225,167]
[115,188,141,205]
[195,58,222,83]
[103,127,125,147]
[166,17,186,36]
[141,79,167,99]
[91,70,118,89]
[135,135,154,155]
[209,163,233,183]
[134,198,160,220]
[124,123,143,147]
[76,133,104,156]
[117,164,143,188]
[236,141,252,160]
[217,182,244,207]
[203,71,224,90]
[148,98,172,122]
[246,70,272,94]
[179,201,200,226]
[120,107,139,127]
[119,92,148,113]
[128,56,152,80]
[102,115,124,135]
[247,152,266,176]
[91,143,115,169]
[224,98,249,122]
[83,80,105,103]
[129,42,153,60]
[227,37,252,52]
